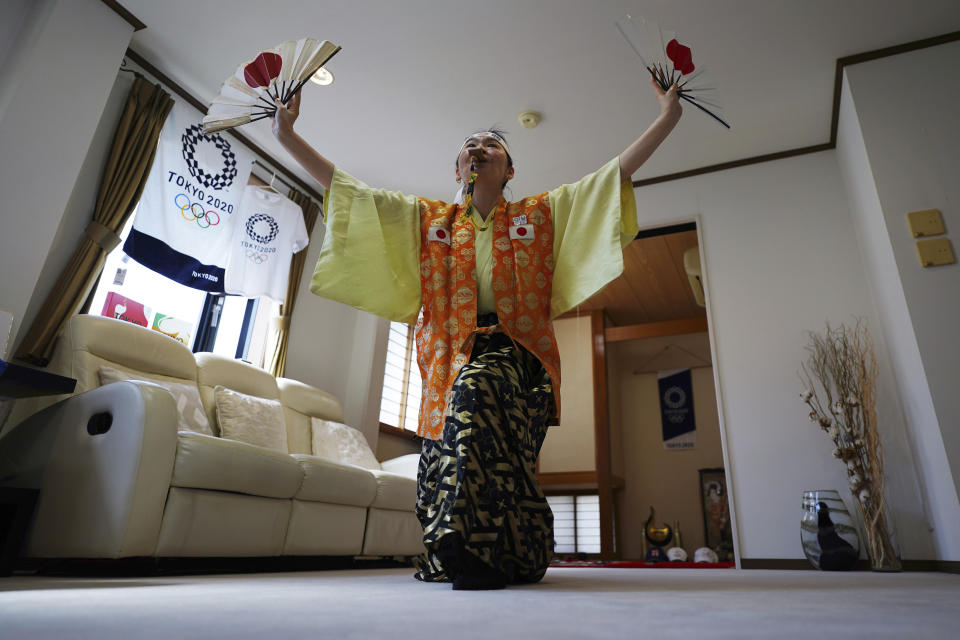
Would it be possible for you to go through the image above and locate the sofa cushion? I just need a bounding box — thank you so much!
[215,386,288,452]
[5,314,204,439]
[311,418,380,470]
[99,365,213,436]
[290,454,378,507]
[369,470,417,511]
[171,431,302,499]
[379,453,420,479]
[277,378,344,456]
[280,408,313,455]
[71,315,198,393]
[195,352,280,434]
[277,377,344,422]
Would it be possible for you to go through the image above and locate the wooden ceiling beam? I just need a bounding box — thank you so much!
[604,317,708,343]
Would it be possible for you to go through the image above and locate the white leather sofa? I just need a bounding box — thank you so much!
[0,314,424,561]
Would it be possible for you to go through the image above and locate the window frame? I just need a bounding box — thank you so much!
[378,319,421,441]
[545,492,602,556]
[81,174,287,367]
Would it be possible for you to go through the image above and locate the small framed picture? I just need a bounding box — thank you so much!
[699,467,732,554]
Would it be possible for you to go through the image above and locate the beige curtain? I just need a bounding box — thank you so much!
[265,188,321,377]
[15,77,174,365]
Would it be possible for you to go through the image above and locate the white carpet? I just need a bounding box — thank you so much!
[2,567,959,639]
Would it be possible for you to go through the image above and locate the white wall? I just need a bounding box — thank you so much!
[0,1,34,83]
[538,315,596,473]
[634,151,933,560]
[838,43,960,559]
[0,0,132,346]
[0,0,51,120]
[282,236,387,446]
[18,72,138,353]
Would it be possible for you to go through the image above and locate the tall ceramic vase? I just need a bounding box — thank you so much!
[801,489,860,571]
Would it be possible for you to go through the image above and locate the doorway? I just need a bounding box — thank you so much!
[540,221,736,564]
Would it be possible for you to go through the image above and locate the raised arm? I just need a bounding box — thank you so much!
[618,76,683,181]
[272,91,335,190]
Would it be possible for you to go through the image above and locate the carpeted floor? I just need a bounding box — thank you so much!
[551,559,736,568]
[2,566,959,639]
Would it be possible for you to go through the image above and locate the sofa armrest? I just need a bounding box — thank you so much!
[378,452,420,479]
[0,381,179,558]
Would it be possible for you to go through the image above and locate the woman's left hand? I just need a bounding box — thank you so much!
[650,75,682,119]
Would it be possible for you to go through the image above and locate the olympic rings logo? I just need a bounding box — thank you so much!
[246,249,267,265]
[174,193,221,228]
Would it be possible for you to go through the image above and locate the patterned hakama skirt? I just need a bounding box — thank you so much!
[414,322,555,585]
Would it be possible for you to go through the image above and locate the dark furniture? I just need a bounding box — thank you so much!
[0,359,77,575]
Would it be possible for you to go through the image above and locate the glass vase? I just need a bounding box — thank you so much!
[801,489,860,571]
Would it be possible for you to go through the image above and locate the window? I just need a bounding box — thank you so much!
[87,211,279,365]
[547,494,601,554]
[378,320,422,432]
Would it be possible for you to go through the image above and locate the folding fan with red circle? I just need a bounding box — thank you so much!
[203,38,341,134]
[615,15,729,129]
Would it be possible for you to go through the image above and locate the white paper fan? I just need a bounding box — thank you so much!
[203,38,341,134]
[615,15,729,129]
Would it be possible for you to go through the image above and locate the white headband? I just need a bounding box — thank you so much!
[458,131,512,160]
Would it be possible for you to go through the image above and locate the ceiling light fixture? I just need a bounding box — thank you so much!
[310,67,334,86]
[517,110,542,128]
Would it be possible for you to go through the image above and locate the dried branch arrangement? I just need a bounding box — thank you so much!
[800,319,900,570]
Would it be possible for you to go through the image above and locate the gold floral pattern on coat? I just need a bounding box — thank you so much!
[414,193,562,440]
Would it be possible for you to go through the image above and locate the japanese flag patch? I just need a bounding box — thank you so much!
[428,226,451,245]
[509,224,534,240]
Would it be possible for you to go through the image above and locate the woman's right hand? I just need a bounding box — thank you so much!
[269,88,335,189]
[272,90,300,141]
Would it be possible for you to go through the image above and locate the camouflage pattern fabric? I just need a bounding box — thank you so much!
[414,328,555,584]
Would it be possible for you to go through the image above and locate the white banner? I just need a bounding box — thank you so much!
[123,99,253,292]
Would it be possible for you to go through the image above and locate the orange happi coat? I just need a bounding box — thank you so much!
[414,193,561,441]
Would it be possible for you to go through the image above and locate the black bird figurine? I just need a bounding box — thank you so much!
[815,501,859,571]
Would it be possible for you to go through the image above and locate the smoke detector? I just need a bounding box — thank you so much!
[517,110,542,129]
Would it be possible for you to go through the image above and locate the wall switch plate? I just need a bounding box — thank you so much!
[907,209,946,237]
[915,237,955,267]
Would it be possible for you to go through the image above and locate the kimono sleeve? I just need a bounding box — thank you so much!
[310,167,422,323]
[548,156,639,318]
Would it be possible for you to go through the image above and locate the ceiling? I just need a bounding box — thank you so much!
[579,229,704,326]
[115,0,959,327]
[119,0,960,198]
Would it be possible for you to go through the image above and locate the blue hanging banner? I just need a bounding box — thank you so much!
[658,368,696,450]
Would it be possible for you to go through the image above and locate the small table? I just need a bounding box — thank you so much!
[0,358,77,399]
[0,358,77,575]
[0,358,77,430]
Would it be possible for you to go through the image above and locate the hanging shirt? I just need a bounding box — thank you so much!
[224,185,309,302]
[124,99,253,292]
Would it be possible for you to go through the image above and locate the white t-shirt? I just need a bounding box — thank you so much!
[224,185,309,302]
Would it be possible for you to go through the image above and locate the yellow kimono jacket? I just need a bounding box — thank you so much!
[311,157,638,438]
